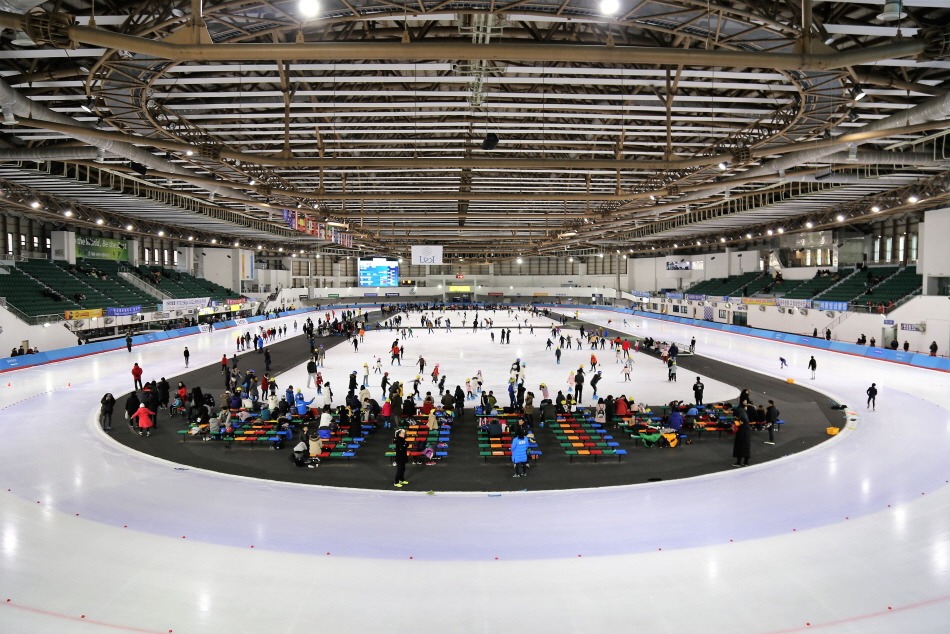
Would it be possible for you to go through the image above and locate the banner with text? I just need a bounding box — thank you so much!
[410,245,444,265]
[162,297,210,312]
[76,236,129,261]
[107,305,141,317]
[742,297,777,306]
[775,298,812,308]
[64,308,103,320]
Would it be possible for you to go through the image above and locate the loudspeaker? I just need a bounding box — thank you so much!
[481,133,498,150]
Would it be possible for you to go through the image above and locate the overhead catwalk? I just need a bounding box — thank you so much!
[0,307,947,632]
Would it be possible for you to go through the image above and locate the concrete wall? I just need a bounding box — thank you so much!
[0,304,78,354]
[920,207,950,295]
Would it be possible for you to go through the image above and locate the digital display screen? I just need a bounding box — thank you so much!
[666,259,691,271]
[358,257,400,287]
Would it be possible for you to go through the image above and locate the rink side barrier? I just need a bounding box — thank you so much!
[534,303,950,373]
[0,304,381,374]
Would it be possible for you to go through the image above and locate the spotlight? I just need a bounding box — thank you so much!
[871,205,881,213]
[211,238,218,244]
[233,241,240,247]
[777,228,784,234]
[157,230,165,237]
[29,200,40,209]
[907,194,919,204]
[95,218,104,225]
[516,257,523,264]
[717,161,728,171]
[64,210,74,217]
[720,237,726,243]
[850,86,866,101]
[805,221,814,229]
[836,214,845,222]
[745,233,752,239]
[599,0,620,15]
[187,236,194,241]
[80,96,94,113]
[481,133,499,151]
[126,224,134,231]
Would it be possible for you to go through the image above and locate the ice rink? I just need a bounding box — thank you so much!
[0,306,948,633]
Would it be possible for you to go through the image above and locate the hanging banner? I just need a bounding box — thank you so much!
[411,245,444,265]
[742,297,777,306]
[75,236,129,261]
[776,298,812,308]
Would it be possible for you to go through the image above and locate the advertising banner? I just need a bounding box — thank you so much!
[410,245,444,265]
[815,301,849,311]
[106,305,141,317]
[900,323,925,332]
[75,236,129,261]
[226,298,246,305]
[685,294,705,301]
[63,308,103,320]
[384,292,400,297]
[162,297,210,312]
[775,298,812,308]
[743,297,777,306]
[448,285,471,292]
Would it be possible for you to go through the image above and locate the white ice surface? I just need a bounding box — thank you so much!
[0,307,947,633]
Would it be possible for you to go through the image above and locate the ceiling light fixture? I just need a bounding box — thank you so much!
[64,210,74,218]
[157,230,165,237]
[877,0,906,21]
[805,221,814,229]
[907,193,919,204]
[125,223,133,231]
[211,238,217,244]
[299,0,320,19]
[95,218,104,225]
[850,86,867,101]
[871,205,881,213]
[599,0,620,15]
[187,236,194,241]
[836,214,845,222]
[80,96,94,113]
[718,161,728,171]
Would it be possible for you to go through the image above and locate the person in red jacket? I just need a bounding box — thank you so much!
[131,363,144,390]
[130,403,155,436]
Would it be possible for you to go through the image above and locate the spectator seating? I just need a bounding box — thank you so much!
[0,265,81,317]
[685,271,766,297]
[852,267,922,306]
[386,423,451,463]
[18,259,113,310]
[73,259,157,307]
[816,266,898,303]
[549,412,626,461]
[781,271,849,300]
[478,425,541,462]
[135,265,239,302]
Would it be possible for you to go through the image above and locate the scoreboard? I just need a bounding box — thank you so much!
[358,257,400,287]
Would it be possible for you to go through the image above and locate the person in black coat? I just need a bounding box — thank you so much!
[124,391,140,425]
[157,378,170,410]
[393,429,409,487]
[733,415,752,467]
[454,385,465,416]
[99,393,116,431]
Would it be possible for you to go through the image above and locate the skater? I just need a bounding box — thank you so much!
[574,367,585,403]
[866,383,877,410]
[689,337,696,353]
[125,332,133,352]
[779,357,788,369]
[131,363,144,390]
[99,392,116,431]
[393,428,409,487]
[693,377,704,405]
[765,400,780,444]
[183,346,190,367]
[807,356,817,379]
[555,347,562,364]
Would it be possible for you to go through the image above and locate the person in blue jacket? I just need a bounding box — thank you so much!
[294,390,315,416]
[285,385,295,407]
[510,429,530,477]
